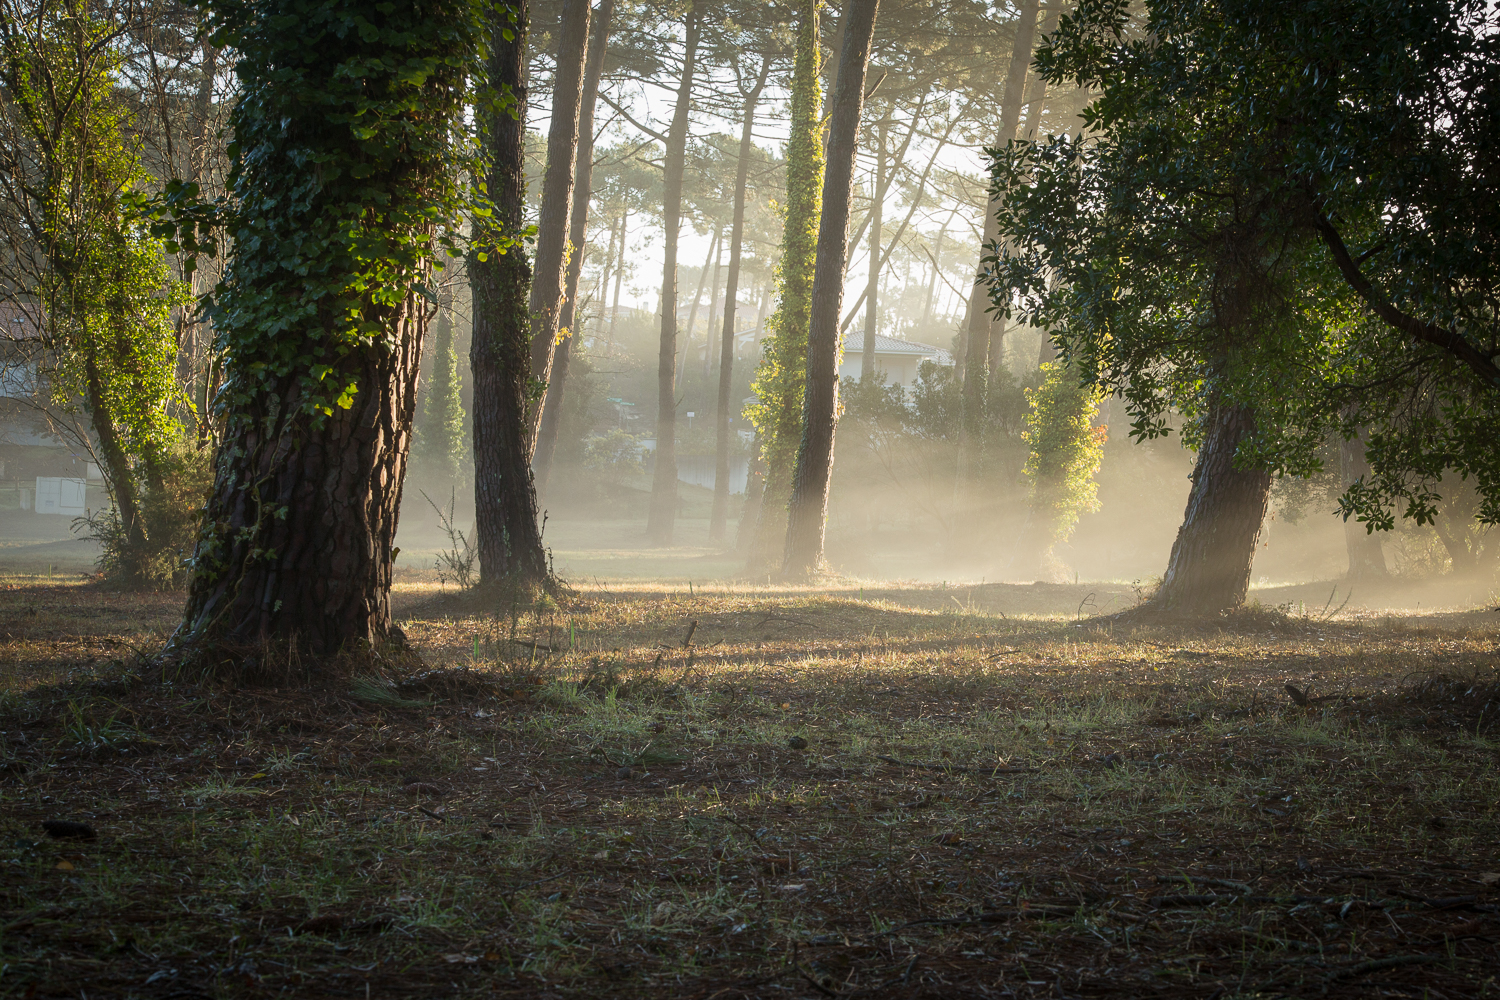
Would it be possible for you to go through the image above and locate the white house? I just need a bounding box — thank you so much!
[839,332,954,389]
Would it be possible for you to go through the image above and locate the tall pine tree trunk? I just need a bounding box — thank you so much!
[534,0,615,492]
[861,112,888,378]
[957,0,1039,487]
[525,0,591,448]
[1155,402,1271,613]
[646,8,701,544]
[607,211,628,349]
[746,0,822,571]
[711,52,771,542]
[702,240,723,378]
[470,0,549,590]
[173,0,471,664]
[781,0,880,578]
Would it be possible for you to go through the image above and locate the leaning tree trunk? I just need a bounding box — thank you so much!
[781,0,881,578]
[533,0,615,492]
[957,0,1040,489]
[645,7,701,544]
[1155,402,1271,613]
[747,0,822,571]
[471,0,549,590]
[172,0,474,666]
[710,52,772,542]
[525,0,591,448]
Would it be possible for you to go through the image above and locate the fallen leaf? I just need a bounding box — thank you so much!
[55,859,74,870]
[933,832,963,846]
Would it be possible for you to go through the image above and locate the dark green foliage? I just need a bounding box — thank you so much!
[988,0,1500,544]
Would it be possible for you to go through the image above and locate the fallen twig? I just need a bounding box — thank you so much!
[875,755,1034,775]
[1326,954,1439,982]
[1155,875,1252,894]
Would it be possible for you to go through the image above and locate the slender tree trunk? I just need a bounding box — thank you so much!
[533,0,615,493]
[81,351,147,555]
[608,210,628,349]
[736,433,765,554]
[861,112,888,378]
[524,0,590,452]
[781,0,880,578]
[681,225,720,390]
[470,0,549,590]
[957,0,1040,485]
[748,0,822,572]
[702,239,723,378]
[921,211,953,328]
[593,212,619,340]
[646,8,701,544]
[1155,402,1271,613]
[1019,1,1061,141]
[840,109,955,334]
[711,53,771,542]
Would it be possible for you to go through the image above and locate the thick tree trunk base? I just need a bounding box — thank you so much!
[1154,403,1271,615]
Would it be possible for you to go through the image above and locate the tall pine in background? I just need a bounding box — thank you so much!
[415,308,468,485]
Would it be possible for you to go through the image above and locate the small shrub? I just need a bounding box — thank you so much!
[87,439,213,589]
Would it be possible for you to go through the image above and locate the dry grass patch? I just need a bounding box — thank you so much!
[1,584,1498,998]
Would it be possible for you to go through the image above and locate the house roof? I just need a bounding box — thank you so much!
[842,331,953,364]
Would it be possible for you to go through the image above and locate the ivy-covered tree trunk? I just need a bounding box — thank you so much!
[745,0,821,572]
[645,7,701,545]
[173,0,480,663]
[533,0,614,493]
[471,0,549,589]
[1155,402,1271,613]
[781,0,880,578]
[525,0,590,446]
[710,52,771,542]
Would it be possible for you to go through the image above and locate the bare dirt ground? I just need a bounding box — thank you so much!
[1,579,1498,998]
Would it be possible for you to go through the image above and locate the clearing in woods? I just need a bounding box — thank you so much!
[1,578,1497,998]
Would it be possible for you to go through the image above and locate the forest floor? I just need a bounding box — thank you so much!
[1,579,1498,998]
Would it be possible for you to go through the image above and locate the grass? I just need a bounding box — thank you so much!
[1,581,1499,998]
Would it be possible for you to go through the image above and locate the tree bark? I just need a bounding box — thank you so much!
[1339,428,1386,579]
[470,0,549,590]
[957,0,1040,486]
[1155,402,1271,613]
[747,0,822,572]
[533,0,615,495]
[781,0,880,578]
[646,7,701,544]
[525,0,590,451]
[171,0,468,662]
[711,52,771,542]
[861,111,888,378]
